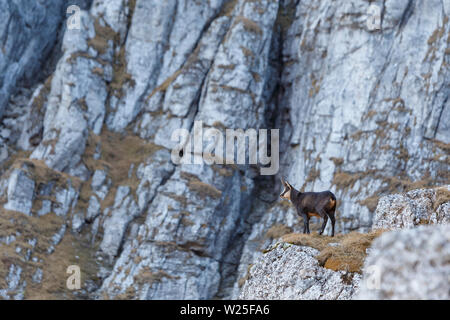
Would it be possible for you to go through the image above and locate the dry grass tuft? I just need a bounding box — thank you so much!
[29,75,53,115]
[332,170,362,192]
[146,68,183,101]
[88,18,119,55]
[12,158,82,191]
[240,46,254,58]
[304,167,321,185]
[433,187,450,211]
[380,174,435,194]
[329,157,344,166]
[282,232,336,251]
[282,230,385,273]
[0,209,99,299]
[265,224,293,239]
[218,0,238,17]
[180,171,222,200]
[96,130,161,185]
[113,286,136,300]
[234,16,263,35]
[0,149,32,177]
[110,46,135,98]
[78,129,162,213]
[432,139,450,154]
[133,267,174,286]
[187,180,222,199]
[87,13,137,99]
[358,195,380,212]
[211,164,234,177]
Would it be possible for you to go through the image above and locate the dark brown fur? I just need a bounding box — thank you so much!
[280,178,336,236]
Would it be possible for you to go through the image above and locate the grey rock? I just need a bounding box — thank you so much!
[231,202,300,298]
[0,264,24,300]
[86,195,101,221]
[356,224,450,299]
[100,186,140,257]
[99,0,280,300]
[91,169,111,200]
[135,149,174,211]
[107,0,225,131]
[0,0,65,118]
[51,224,66,247]
[30,13,104,173]
[239,242,361,300]
[91,170,107,190]
[32,268,43,284]
[53,185,78,217]
[72,212,84,232]
[16,84,48,151]
[3,169,35,215]
[372,186,450,230]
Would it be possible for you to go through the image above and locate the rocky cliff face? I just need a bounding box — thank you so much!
[0,0,449,299]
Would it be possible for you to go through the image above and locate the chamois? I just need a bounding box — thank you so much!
[279,177,336,237]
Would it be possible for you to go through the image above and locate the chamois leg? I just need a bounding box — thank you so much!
[328,213,335,237]
[319,214,328,235]
[301,213,309,234]
[305,215,311,234]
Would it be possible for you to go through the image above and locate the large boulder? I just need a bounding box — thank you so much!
[239,242,361,300]
[372,186,450,230]
[357,224,450,300]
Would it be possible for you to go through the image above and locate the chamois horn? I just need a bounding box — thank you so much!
[281,177,292,188]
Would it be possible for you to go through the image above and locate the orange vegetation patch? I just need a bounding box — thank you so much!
[282,230,385,273]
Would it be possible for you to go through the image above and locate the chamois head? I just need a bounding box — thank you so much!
[279,177,294,200]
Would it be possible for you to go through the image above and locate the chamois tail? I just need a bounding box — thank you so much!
[328,193,337,210]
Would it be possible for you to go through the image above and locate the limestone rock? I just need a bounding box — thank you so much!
[0,0,65,119]
[372,186,450,230]
[3,169,35,215]
[357,224,450,299]
[239,242,361,300]
[0,0,92,119]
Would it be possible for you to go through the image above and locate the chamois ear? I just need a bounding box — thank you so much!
[280,177,287,186]
[285,181,293,189]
